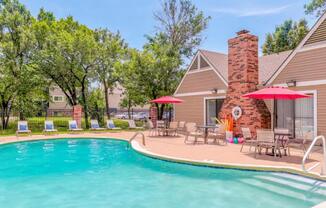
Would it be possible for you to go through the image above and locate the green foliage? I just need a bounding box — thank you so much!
[93,29,128,118]
[88,88,105,125]
[262,19,309,55]
[305,0,326,17]
[154,0,211,58]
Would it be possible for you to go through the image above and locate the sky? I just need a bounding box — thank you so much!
[20,0,317,54]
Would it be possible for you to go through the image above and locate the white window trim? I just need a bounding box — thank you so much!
[298,90,318,138]
[52,95,64,103]
[187,67,213,74]
[203,96,226,125]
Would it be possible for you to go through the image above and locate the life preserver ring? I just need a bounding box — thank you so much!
[232,106,242,120]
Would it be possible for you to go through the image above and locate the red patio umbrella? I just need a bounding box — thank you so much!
[149,96,183,104]
[243,86,310,100]
[150,96,183,121]
[242,86,310,131]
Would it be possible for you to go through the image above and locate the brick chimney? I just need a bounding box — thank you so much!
[220,30,271,135]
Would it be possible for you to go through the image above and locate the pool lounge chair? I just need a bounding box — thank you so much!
[90,120,105,130]
[177,121,186,135]
[68,120,83,131]
[16,121,32,136]
[147,119,157,136]
[43,120,58,134]
[207,125,227,145]
[127,120,143,130]
[107,120,121,130]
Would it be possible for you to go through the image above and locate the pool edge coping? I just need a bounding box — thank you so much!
[131,140,326,182]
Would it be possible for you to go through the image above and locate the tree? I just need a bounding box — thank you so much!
[154,0,211,58]
[0,0,44,127]
[262,19,309,55]
[34,15,98,128]
[93,29,127,119]
[305,0,326,17]
[88,88,105,125]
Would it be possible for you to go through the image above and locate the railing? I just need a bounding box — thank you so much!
[302,135,326,175]
[129,132,146,146]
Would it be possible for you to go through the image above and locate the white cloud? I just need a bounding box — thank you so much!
[211,5,292,17]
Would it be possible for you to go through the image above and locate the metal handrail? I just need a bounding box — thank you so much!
[302,135,326,175]
[129,132,146,146]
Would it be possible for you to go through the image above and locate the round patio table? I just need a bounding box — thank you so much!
[196,125,219,144]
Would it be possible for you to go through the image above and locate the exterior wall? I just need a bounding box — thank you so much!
[49,86,72,110]
[273,47,326,84]
[176,69,227,94]
[304,19,326,45]
[174,94,226,125]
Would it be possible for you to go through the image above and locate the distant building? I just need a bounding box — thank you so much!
[47,84,148,116]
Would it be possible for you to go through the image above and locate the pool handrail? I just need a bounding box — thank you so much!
[129,132,146,146]
[302,135,326,175]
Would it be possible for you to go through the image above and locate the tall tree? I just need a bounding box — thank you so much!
[154,0,210,58]
[262,19,309,55]
[93,29,127,119]
[0,0,43,126]
[305,0,326,17]
[34,15,97,128]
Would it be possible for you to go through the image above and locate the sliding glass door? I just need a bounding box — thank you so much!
[205,98,224,125]
[276,93,315,139]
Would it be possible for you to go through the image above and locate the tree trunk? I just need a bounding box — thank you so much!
[127,98,131,119]
[103,82,110,119]
[159,104,165,120]
[81,85,89,129]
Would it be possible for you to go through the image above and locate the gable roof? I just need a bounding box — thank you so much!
[266,12,326,85]
[197,49,291,84]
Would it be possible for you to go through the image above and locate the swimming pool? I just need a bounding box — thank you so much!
[0,138,324,208]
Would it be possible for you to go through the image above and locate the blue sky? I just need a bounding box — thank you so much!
[21,0,316,54]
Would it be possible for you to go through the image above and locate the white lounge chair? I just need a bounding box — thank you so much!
[16,121,32,136]
[127,120,143,130]
[43,120,58,134]
[90,120,105,130]
[184,122,203,144]
[107,120,121,130]
[68,120,83,131]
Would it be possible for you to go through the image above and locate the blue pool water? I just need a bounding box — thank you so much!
[0,139,324,208]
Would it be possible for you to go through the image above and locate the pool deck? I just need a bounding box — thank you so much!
[0,130,325,180]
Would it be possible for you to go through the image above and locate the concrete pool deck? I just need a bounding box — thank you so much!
[0,130,325,180]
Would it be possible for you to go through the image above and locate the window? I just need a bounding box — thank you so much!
[52,96,64,102]
[205,98,224,125]
[276,92,315,139]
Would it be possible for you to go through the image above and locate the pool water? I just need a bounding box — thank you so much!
[0,139,324,208]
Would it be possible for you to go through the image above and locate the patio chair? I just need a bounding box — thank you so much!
[274,128,290,156]
[68,120,83,131]
[156,120,166,136]
[255,129,278,158]
[43,120,58,134]
[127,120,143,130]
[177,121,186,135]
[240,127,257,152]
[184,122,203,144]
[90,120,105,130]
[207,124,227,145]
[146,119,158,136]
[288,130,313,156]
[16,121,32,136]
[165,121,178,136]
[106,120,122,130]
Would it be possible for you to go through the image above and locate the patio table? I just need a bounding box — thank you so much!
[274,132,292,156]
[196,125,219,144]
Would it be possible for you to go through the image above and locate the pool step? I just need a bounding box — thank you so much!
[270,173,326,188]
[254,175,326,196]
[240,178,323,204]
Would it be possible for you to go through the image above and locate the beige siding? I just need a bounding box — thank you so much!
[49,86,72,110]
[174,94,225,125]
[176,69,227,94]
[305,19,326,45]
[273,47,326,84]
